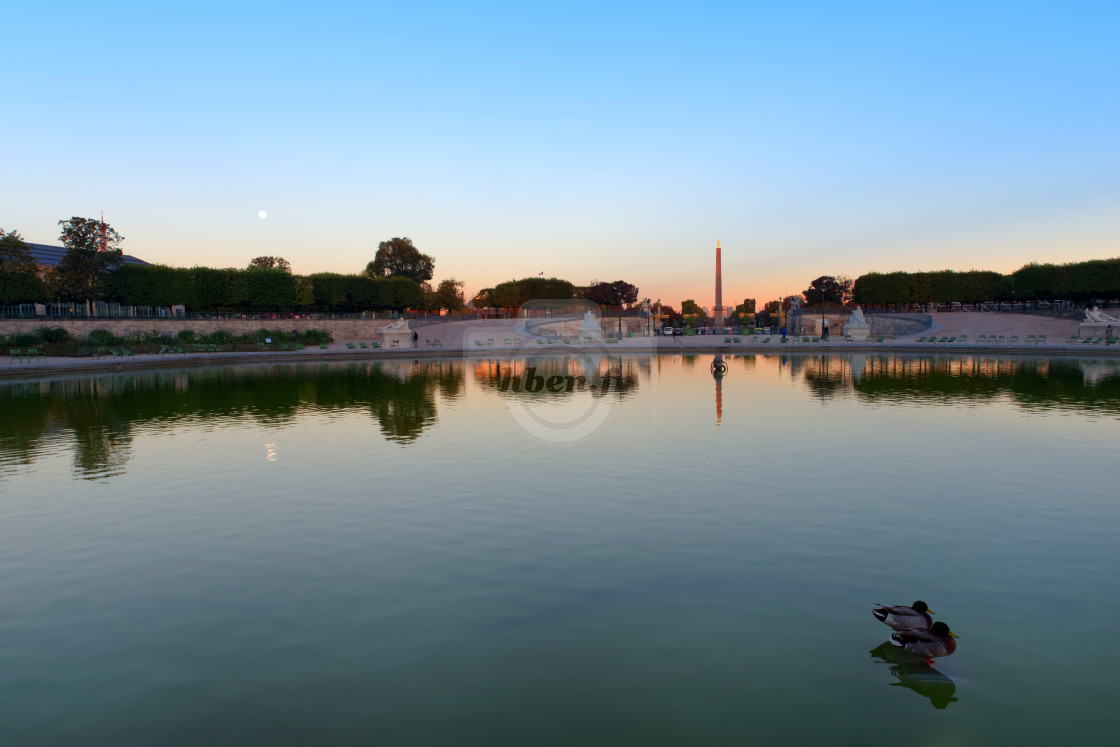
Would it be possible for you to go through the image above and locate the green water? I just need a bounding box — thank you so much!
[2,353,1118,745]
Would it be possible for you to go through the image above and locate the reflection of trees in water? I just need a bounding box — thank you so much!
[0,383,52,474]
[777,353,1120,413]
[851,355,1120,414]
[63,382,133,480]
[0,361,470,477]
[800,355,850,401]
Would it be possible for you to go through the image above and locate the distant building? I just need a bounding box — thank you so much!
[27,243,150,273]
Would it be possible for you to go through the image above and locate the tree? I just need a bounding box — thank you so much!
[364,237,434,284]
[0,228,45,303]
[429,278,465,313]
[55,216,125,301]
[803,275,852,306]
[247,256,292,272]
[680,298,711,326]
[583,280,639,307]
[729,298,756,327]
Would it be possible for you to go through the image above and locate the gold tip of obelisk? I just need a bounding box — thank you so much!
[716,239,721,249]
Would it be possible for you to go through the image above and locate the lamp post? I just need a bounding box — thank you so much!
[644,298,651,336]
[617,289,623,339]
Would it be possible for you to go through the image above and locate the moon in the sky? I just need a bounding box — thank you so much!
[258,210,268,219]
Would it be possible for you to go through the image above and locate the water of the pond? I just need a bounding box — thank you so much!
[2,353,1118,745]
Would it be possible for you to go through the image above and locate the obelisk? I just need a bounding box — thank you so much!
[714,240,724,328]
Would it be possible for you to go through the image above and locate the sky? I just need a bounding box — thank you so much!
[3,1,1118,308]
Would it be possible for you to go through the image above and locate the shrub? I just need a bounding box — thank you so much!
[12,333,39,346]
[201,329,233,344]
[300,328,333,344]
[84,329,121,346]
[36,326,72,344]
[178,329,197,342]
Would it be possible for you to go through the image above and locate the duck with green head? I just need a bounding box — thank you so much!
[891,621,959,664]
[872,601,934,630]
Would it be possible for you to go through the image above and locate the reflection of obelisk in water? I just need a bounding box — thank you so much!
[714,240,724,327]
[715,374,722,425]
[712,353,726,427]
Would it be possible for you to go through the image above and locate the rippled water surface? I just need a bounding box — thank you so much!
[2,353,1119,745]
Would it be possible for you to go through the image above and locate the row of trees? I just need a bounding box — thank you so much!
[103,264,425,312]
[851,260,1120,306]
[1,221,468,314]
[852,270,1005,307]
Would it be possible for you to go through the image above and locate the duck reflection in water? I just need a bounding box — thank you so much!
[869,641,959,709]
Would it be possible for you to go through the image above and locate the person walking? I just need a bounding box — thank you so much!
[412,331,418,348]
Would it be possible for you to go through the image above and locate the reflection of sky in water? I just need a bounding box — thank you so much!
[1,354,1120,742]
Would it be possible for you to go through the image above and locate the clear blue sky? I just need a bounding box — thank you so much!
[4,1,1118,308]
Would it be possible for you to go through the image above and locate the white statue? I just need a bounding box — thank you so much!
[382,318,411,332]
[849,306,867,325]
[1086,307,1120,324]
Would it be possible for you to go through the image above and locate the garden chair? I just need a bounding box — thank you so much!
[9,348,22,362]
[346,342,356,350]
[359,342,369,349]
[844,334,853,342]
[812,336,820,343]
[733,337,741,343]
[1009,335,1019,345]
[1025,335,1036,345]
[390,340,399,348]
[762,337,771,343]
[802,336,810,343]
[1037,335,1046,345]
[487,338,495,346]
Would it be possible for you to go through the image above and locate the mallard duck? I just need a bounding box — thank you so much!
[872,601,934,630]
[891,621,959,663]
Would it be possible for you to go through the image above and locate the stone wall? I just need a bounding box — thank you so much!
[0,318,393,340]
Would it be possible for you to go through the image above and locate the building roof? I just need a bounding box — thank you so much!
[27,243,149,268]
